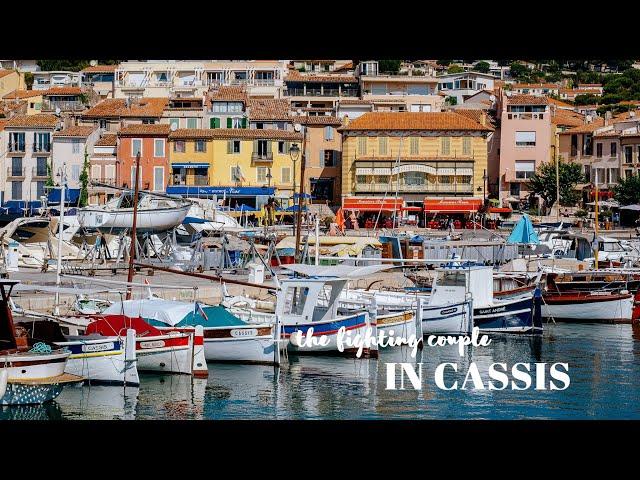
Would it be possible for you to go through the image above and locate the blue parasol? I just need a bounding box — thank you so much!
[506,214,539,245]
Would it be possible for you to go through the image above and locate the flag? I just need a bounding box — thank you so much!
[335,207,345,232]
[196,302,209,321]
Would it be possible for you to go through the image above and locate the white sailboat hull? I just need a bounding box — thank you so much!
[542,295,633,322]
[78,205,191,233]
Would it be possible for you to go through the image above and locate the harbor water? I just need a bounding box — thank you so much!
[3,323,640,420]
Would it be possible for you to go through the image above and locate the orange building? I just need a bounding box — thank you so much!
[117,124,171,192]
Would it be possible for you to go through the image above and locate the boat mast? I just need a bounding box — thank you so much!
[54,162,66,316]
[294,114,308,262]
[594,173,599,270]
[126,151,141,300]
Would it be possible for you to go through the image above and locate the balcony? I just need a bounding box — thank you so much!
[170,175,208,186]
[32,167,48,179]
[285,87,358,97]
[7,143,26,153]
[32,143,51,154]
[41,100,85,112]
[354,182,473,193]
[7,167,26,179]
[252,152,273,163]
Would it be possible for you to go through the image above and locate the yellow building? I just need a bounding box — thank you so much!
[339,112,493,212]
[0,70,20,99]
[2,90,44,115]
[168,128,303,199]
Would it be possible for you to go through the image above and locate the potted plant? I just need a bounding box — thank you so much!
[574,209,587,228]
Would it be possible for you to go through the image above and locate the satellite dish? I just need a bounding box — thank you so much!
[489,95,496,102]
[90,60,98,66]
[55,107,61,116]
[294,123,302,132]
[170,123,178,131]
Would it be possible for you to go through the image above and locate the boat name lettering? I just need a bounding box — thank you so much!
[440,307,458,315]
[230,328,258,338]
[139,340,165,349]
[478,306,506,315]
[81,342,114,353]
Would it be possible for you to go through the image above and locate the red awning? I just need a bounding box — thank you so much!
[488,207,512,213]
[424,198,482,213]
[403,206,423,212]
[343,197,404,212]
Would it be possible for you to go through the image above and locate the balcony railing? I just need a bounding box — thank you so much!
[286,88,358,97]
[41,100,85,112]
[170,175,209,186]
[33,143,51,153]
[7,167,26,179]
[252,152,273,163]
[354,183,473,193]
[32,167,48,178]
[7,143,26,153]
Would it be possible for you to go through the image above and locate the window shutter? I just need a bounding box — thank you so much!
[253,140,258,154]
[242,117,247,128]
[215,117,220,128]
[227,140,233,154]
[210,118,215,129]
[227,118,233,128]
[320,149,324,165]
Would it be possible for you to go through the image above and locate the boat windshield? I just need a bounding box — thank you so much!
[437,271,467,287]
[283,287,310,316]
[599,241,624,252]
[118,193,136,209]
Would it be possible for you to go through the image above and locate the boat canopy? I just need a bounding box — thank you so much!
[275,236,381,257]
[283,263,394,279]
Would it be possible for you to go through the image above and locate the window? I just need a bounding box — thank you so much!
[195,140,206,153]
[510,182,521,196]
[169,118,179,130]
[187,118,198,129]
[11,157,22,176]
[91,165,101,180]
[515,160,535,179]
[404,172,425,185]
[462,137,471,156]
[379,137,388,156]
[233,140,241,153]
[71,165,81,181]
[8,132,25,152]
[132,138,142,156]
[131,166,143,188]
[324,126,334,140]
[12,181,22,200]
[283,286,310,316]
[583,134,593,156]
[231,166,242,182]
[210,117,220,129]
[611,143,617,157]
[596,143,603,158]
[36,181,45,199]
[410,137,419,155]
[142,119,155,125]
[105,165,116,182]
[72,139,80,154]
[257,167,268,183]
[36,157,47,177]
[323,150,340,167]
[625,146,633,163]
[282,167,291,183]
[174,140,185,153]
[231,117,245,129]
[35,132,51,152]
[154,166,164,191]
[515,131,536,147]
[154,139,165,157]
[256,140,268,157]
[99,119,108,129]
[278,141,285,154]
[441,137,450,155]
[358,137,367,155]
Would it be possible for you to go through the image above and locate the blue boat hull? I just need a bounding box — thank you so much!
[474,294,543,334]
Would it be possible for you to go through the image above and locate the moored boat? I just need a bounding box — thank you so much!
[541,290,633,323]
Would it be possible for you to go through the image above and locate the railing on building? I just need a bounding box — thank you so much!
[7,143,26,153]
[32,143,51,153]
[41,100,86,112]
[354,183,473,193]
[252,152,273,163]
[31,167,48,178]
[7,167,26,179]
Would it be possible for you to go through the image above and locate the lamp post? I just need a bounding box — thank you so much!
[54,163,67,316]
[482,169,488,203]
[551,144,560,221]
[289,142,300,240]
[266,168,272,188]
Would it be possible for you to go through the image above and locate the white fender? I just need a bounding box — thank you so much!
[124,328,140,386]
[192,325,208,378]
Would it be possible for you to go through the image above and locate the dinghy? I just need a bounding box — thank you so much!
[542,290,633,323]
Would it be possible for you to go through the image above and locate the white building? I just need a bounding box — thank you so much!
[32,71,81,91]
[437,72,496,106]
[52,125,101,190]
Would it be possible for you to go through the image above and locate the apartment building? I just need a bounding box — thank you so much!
[52,126,100,190]
[437,72,496,105]
[511,83,560,96]
[339,112,493,210]
[117,124,171,192]
[336,99,373,121]
[284,71,360,110]
[88,133,118,204]
[114,60,287,99]
[2,90,44,115]
[81,64,116,99]
[3,114,59,204]
[205,86,248,129]
[80,97,168,132]
[560,87,604,102]
[163,96,205,130]
[0,70,21,98]
[32,71,81,91]
[498,94,553,204]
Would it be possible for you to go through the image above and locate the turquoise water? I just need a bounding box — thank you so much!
[3,323,640,420]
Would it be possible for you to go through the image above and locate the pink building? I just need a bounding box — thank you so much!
[498,94,552,206]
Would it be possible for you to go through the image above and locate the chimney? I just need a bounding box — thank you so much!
[480,112,487,126]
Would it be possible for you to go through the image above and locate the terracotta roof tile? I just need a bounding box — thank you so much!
[0,70,16,79]
[83,98,168,118]
[209,86,247,102]
[547,97,573,108]
[118,124,171,136]
[2,90,43,100]
[339,112,493,132]
[552,109,585,127]
[506,94,549,105]
[169,128,303,141]
[298,115,342,126]
[53,125,97,137]
[0,100,26,116]
[5,114,58,128]
[512,83,559,89]
[454,109,495,127]
[285,70,358,84]
[95,133,118,146]
[81,65,118,73]
[559,118,605,134]
[40,87,84,96]
[0,119,7,131]
[247,98,290,121]
[613,111,640,123]
[338,99,372,105]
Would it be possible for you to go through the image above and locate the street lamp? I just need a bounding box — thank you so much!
[482,169,488,203]
[289,142,300,239]
[266,168,272,188]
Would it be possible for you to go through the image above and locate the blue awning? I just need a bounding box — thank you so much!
[182,216,207,224]
[47,187,81,205]
[166,186,275,197]
[234,203,257,211]
[293,193,314,199]
[171,163,210,169]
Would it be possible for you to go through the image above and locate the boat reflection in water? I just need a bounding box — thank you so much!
[54,383,140,420]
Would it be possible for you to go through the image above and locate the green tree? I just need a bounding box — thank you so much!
[447,64,464,74]
[473,61,490,73]
[445,96,457,106]
[574,93,601,105]
[528,160,585,210]
[378,60,402,73]
[79,146,90,207]
[509,62,530,81]
[46,161,54,188]
[613,173,640,206]
[24,72,34,89]
[437,59,452,66]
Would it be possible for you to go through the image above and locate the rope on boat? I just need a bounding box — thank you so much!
[29,342,52,354]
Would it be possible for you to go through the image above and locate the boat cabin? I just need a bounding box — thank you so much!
[276,277,348,325]
[430,265,493,308]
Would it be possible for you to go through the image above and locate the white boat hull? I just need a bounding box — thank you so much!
[1,351,69,380]
[422,300,473,335]
[135,334,194,374]
[203,336,277,364]
[78,204,191,233]
[542,295,633,322]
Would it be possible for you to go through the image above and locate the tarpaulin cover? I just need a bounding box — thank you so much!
[47,187,80,205]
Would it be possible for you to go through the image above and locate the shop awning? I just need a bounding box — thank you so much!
[166,186,275,197]
[424,198,482,213]
[403,206,423,211]
[488,207,512,213]
[343,197,403,212]
[171,163,210,168]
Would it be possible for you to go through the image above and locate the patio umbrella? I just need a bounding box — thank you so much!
[506,214,539,245]
[620,204,640,211]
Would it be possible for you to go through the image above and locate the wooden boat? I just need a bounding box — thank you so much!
[542,290,633,323]
[78,191,192,233]
[0,280,83,406]
[101,298,276,366]
[14,318,139,386]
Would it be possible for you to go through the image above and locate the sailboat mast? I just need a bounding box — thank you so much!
[126,151,141,300]
[54,163,66,316]
[594,175,599,270]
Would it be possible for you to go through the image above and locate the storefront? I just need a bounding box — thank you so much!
[166,185,276,209]
[342,196,406,229]
[423,197,483,229]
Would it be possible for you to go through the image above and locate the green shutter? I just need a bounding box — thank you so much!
[242,117,247,128]
[227,117,233,128]
[227,140,233,154]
